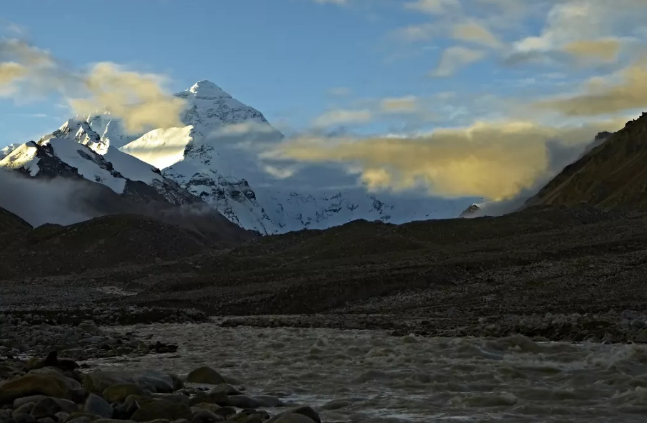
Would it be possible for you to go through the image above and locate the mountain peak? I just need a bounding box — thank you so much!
[188,80,231,99]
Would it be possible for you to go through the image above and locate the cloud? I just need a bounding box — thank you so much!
[563,39,621,62]
[452,22,503,49]
[0,38,185,134]
[312,109,373,127]
[380,96,419,113]
[509,0,647,66]
[431,46,486,77]
[0,62,26,85]
[536,58,647,117]
[405,0,461,15]
[263,119,625,200]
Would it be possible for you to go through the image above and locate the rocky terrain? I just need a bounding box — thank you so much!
[0,348,321,423]
[3,199,647,344]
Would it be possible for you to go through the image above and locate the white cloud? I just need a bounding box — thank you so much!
[405,0,461,15]
[452,22,503,49]
[312,109,373,127]
[431,46,486,77]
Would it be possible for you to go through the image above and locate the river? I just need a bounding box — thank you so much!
[87,323,647,422]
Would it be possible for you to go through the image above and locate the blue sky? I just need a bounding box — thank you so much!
[0,0,564,142]
[1,0,647,201]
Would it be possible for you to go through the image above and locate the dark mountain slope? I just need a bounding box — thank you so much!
[525,112,647,209]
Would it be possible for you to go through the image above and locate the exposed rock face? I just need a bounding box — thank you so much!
[525,113,647,209]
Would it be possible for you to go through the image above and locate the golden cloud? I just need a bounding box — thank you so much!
[452,22,502,49]
[537,59,647,116]
[563,39,621,63]
[69,62,185,133]
[0,39,185,134]
[264,120,626,200]
[0,62,26,85]
[380,96,419,113]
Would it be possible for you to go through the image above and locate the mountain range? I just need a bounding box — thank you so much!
[0,80,474,233]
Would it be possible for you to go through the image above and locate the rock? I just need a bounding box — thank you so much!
[190,404,221,414]
[64,416,94,423]
[186,368,225,385]
[0,375,72,404]
[211,386,240,397]
[31,398,62,419]
[54,413,69,423]
[28,369,81,391]
[14,397,47,410]
[78,322,100,336]
[12,403,36,418]
[37,418,56,423]
[112,398,140,421]
[211,408,236,420]
[27,353,79,373]
[253,396,284,407]
[171,420,191,423]
[151,394,189,407]
[93,420,136,423]
[83,395,112,419]
[83,371,174,395]
[14,414,37,423]
[101,384,147,405]
[130,400,193,422]
[265,407,320,423]
[266,415,315,423]
[53,400,76,415]
[223,396,262,409]
[192,409,223,423]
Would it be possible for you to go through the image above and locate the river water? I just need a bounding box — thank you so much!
[88,323,647,422]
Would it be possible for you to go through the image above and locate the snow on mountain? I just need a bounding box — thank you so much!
[0,144,18,160]
[0,134,199,207]
[40,80,475,234]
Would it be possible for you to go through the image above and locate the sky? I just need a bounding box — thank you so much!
[1,0,647,204]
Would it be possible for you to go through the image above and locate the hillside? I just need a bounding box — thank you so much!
[0,214,213,278]
[525,112,647,209]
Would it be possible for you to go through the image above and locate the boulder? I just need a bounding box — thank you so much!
[266,415,316,423]
[130,399,193,422]
[14,396,47,409]
[265,407,320,423]
[185,368,225,385]
[192,409,222,423]
[253,396,284,407]
[102,384,148,404]
[83,394,113,419]
[31,398,62,419]
[190,404,221,413]
[28,369,81,390]
[12,403,36,418]
[14,414,37,423]
[224,396,263,409]
[150,394,190,406]
[0,374,72,404]
[54,412,70,423]
[83,371,175,395]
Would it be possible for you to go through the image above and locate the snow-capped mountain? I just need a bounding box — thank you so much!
[33,80,474,234]
[0,133,199,207]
